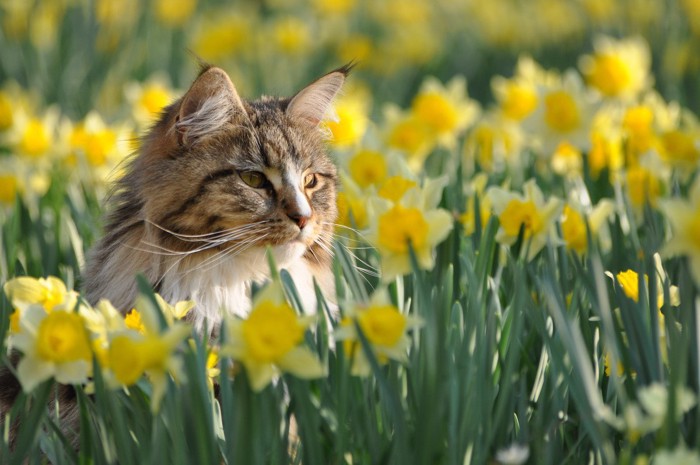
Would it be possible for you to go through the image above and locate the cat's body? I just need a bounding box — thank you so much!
[1,64,348,447]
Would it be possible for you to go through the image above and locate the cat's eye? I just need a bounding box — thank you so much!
[240,171,268,189]
[304,173,318,189]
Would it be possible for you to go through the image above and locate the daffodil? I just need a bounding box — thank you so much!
[4,275,78,313]
[523,70,600,155]
[190,11,253,62]
[335,289,422,376]
[560,199,614,254]
[410,76,480,149]
[220,281,325,391]
[491,56,555,122]
[463,111,523,174]
[625,165,661,210]
[107,326,190,410]
[153,0,197,27]
[323,85,370,149]
[578,35,652,100]
[11,306,93,392]
[383,105,436,171]
[348,149,388,189]
[4,106,62,159]
[487,179,563,260]
[106,294,191,410]
[365,177,453,281]
[660,177,700,286]
[125,74,176,127]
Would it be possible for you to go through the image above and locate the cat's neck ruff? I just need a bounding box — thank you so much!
[158,242,318,334]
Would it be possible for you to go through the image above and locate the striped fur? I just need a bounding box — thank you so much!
[83,64,349,333]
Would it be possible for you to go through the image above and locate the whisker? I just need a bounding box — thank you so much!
[145,219,270,242]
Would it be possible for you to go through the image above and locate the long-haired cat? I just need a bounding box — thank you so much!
[84,63,349,332]
[1,64,349,447]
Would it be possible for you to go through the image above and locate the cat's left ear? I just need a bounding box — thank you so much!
[286,64,353,126]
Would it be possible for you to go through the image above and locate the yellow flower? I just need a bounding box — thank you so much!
[12,306,93,392]
[0,90,14,130]
[579,35,651,100]
[463,112,523,173]
[488,179,563,260]
[378,176,417,203]
[588,125,624,179]
[4,276,78,313]
[383,106,436,171]
[312,0,356,15]
[335,289,422,376]
[221,281,325,391]
[560,200,614,254]
[626,166,661,209]
[125,309,147,334]
[551,141,582,176]
[107,322,190,410]
[660,127,700,168]
[410,76,480,148]
[323,86,370,149]
[492,56,557,121]
[524,70,599,154]
[153,0,197,27]
[366,177,453,281]
[337,191,369,230]
[191,13,252,62]
[660,177,700,286]
[348,149,387,188]
[271,17,311,55]
[0,172,21,204]
[5,107,61,159]
[615,267,679,308]
[125,75,176,127]
[67,112,130,172]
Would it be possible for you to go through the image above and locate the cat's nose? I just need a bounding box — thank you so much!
[288,212,310,229]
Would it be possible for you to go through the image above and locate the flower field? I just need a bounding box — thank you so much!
[3,1,700,464]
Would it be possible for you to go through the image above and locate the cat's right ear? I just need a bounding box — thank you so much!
[175,66,246,147]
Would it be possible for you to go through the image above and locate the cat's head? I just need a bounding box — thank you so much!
[133,65,350,268]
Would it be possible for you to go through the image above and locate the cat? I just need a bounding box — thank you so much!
[84,63,349,333]
[1,63,350,449]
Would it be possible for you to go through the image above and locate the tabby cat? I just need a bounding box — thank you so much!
[1,64,349,446]
[84,63,349,332]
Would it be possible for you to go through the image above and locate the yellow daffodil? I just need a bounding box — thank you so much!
[614,268,679,309]
[579,35,652,100]
[4,106,62,160]
[220,281,325,391]
[11,305,92,392]
[626,165,661,210]
[463,112,523,174]
[487,179,563,261]
[523,70,600,155]
[337,174,370,231]
[107,323,191,410]
[348,149,388,189]
[4,275,78,313]
[660,177,700,286]
[410,76,480,149]
[560,199,614,254]
[377,175,418,203]
[366,177,453,281]
[190,12,253,62]
[491,56,556,122]
[383,105,436,171]
[125,74,176,127]
[153,0,197,27]
[335,289,422,376]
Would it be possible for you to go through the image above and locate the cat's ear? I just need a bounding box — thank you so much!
[286,64,353,126]
[176,66,246,146]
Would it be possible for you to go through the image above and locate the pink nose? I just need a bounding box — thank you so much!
[288,212,309,229]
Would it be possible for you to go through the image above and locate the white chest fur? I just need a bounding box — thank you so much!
[158,243,321,333]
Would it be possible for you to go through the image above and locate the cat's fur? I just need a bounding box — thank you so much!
[84,63,348,332]
[0,64,349,447]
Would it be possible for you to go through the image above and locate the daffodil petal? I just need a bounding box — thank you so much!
[17,356,54,392]
[277,346,326,379]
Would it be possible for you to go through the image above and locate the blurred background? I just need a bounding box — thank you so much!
[1,0,699,120]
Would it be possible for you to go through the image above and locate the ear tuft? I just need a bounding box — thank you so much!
[176,66,246,146]
[286,65,352,126]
